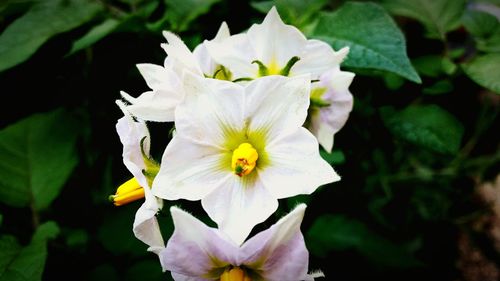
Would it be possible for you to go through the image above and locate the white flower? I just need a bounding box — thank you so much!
[160,203,324,281]
[110,102,164,254]
[307,67,355,152]
[152,73,339,245]
[120,22,231,122]
[205,6,348,80]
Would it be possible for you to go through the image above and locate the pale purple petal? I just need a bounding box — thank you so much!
[133,202,164,254]
[160,207,238,276]
[239,204,310,280]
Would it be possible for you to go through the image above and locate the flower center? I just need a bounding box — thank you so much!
[220,267,252,281]
[231,143,258,177]
[109,177,145,206]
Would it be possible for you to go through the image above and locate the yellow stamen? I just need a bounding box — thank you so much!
[109,177,145,206]
[220,267,252,281]
[231,143,258,177]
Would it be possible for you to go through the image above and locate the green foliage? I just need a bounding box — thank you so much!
[381,105,464,155]
[462,10,499,38]
[462,53,500,94]
[68,18,121,56]
[307,215,422,268]
[161,0,222,32]
[0,221,59,281]
[313,2,421,83]
[251,0,328,28]
[0,0,103,72]
[0,109,80,210]
[320,149,345,165]
[380,0,466,40]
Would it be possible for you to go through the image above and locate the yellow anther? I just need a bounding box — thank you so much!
[231,143,258,177]
[220,267,252,281]
[109,177,145,206]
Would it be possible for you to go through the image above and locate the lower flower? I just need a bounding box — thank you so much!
[160,204,323,281]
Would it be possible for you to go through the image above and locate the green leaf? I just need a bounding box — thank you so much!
[313,2,421,83]
[0,108,80,210]
[381,105,464,155]
[68,18,121,56]
[462,54,500,94]
[462,10,499,38]
[422,79,454,95]
[477,29,500,52]
[0,214,2,227]
[251,0,328,28]
[163,0,221,32]
[0,221,59,281]
[307,215,422,268]
[320,149,345,165]
[0,0,103,72]
[380,0,466,40]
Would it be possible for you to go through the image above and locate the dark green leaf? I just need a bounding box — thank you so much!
[163,0,221,32]
[125,260,165,281]
[462,53,500,94]
[422,79,454,95]
[97,203,149,257]
[381,0,466,40]
[313,2,421,83]
[307,215,422,268]
[462,10,499,38]
[68,18,121,56]
[0,221,59,281]
[320,149,345,165]
[0,0,103,72]
[251,0,328,28]
[0,108,80,210]
[381,105,465,154]
[477,29,500,52]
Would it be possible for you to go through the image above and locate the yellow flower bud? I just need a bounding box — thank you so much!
[109,177,144,206]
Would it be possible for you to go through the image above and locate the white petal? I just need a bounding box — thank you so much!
[161,31,203,76]
[245,75,310,141]
[124,90,179,122]
[201,174,279,245]
[247,6,307,67]
[239,204,310,280]
[176,73,245,146]
[312,69,355,152]
[292,41,349,78]
[152,135,228,201]
[260,127,340,199]
[205,33,257,79]
[192,22,232,77]
[160,207,238,276]
[133,202,164,254]
[115,114,149,188]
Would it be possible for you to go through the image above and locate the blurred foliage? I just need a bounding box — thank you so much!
[0,0,499,281]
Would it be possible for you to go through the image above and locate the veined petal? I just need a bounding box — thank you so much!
[261,127,340,199]
[201,174,279,245]
[245,75,310,141]
[239,204,310,280]
[310,68,355,152]
[133,202,164,254]
[160,207,238,277]
[193,22,231,77]
[247,6,307,68]
[162,31,203,76]
[176,72,245,146]
[152,135,228,201]
[292,41,349,78]
[205,33,257,79]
